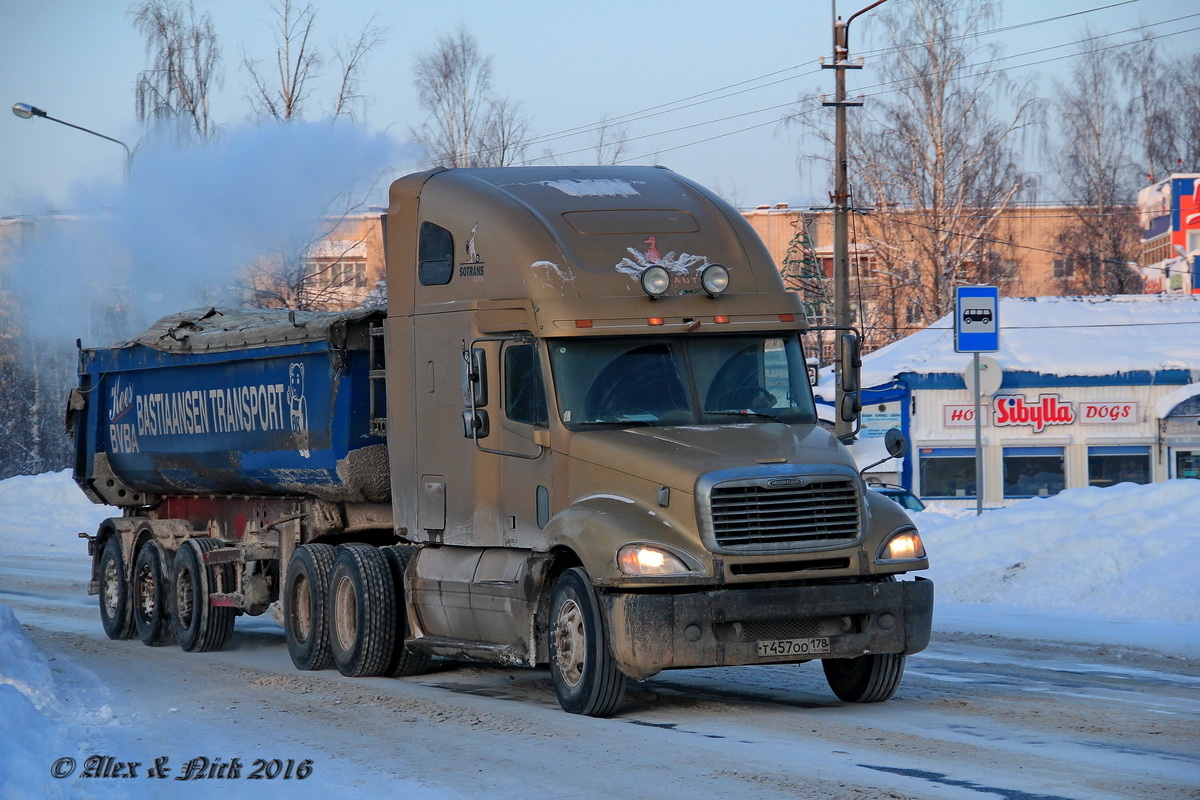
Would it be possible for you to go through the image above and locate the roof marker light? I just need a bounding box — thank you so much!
[648,317,665,326]
[575,320,593,328]
[714,315,730,324]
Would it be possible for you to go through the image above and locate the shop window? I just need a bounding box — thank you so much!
[1087,446,1150,487]
[1003,446,1064,498]
[1176,451,1200,480]
[918,447,977,498]
[418,222,454,286]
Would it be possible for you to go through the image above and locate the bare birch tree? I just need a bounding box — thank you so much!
[243,1,385,122]
[1053,33,1142,295]
[790,0,1039,342]
[592,114,630,165]
[412,26,530,167]
[132,0,222,139]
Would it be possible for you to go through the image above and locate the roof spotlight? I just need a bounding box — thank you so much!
[701,264,730,297]
[640,265,671,298]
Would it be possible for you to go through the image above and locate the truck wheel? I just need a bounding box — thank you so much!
[171,537,235,653]
[98,536,135,640]
[284,544,336,670]
[822,652,906,703]
[548,567,626,717]
[328,544,395,678]
[132,541,174,646]
[381,545,432,677]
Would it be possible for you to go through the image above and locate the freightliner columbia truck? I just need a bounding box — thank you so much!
[70,166,933,717]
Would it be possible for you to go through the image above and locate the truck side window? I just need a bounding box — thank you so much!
[504,344,548,426]
[418,221,454,286]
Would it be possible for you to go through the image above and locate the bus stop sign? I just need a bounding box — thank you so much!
[955,286,999,353]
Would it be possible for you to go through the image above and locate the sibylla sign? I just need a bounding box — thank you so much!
[943,395,1139,432]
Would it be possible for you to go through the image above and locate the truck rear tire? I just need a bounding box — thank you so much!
[171,537,235,653]
[548,567,626,717]
[284,543,336,671]
[381,545,432,677]
[328,544,395,678]
[98,536,135,641]
[132,541,174,646]
[822,652,906,703]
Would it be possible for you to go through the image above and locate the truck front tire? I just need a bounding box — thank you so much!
[98,536,135,641]
[171,537,235,652]
[328,544,395,678]
[381,545,432,677]
[284,543,336,670]
[822,652,906,703]
[132,541,173,646]
[548,568,627,717]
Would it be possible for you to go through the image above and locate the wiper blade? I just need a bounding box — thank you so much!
[705,410,776,420]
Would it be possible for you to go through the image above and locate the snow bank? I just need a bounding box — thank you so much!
[0,470,114,555]
[915,479,1200,622]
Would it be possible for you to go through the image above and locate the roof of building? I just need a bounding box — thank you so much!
[818,295,1200,395]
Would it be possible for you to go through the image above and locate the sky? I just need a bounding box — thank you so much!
[1,0,1196,218]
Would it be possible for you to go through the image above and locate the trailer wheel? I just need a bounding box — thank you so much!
[822,652,906,703]
[284,544,336,670]
[132,541,174,646]
[381,545,432,677]
[98,536,135,641]
[328,544,395,678]
[548,567,626,717]
[171,537,235,653]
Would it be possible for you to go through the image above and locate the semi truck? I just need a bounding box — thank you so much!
[70,165,933,717]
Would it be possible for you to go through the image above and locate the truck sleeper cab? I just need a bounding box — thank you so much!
[72,165,932,718]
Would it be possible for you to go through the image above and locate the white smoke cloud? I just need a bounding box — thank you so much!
[3,120,421,345]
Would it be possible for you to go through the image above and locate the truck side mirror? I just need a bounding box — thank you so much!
[462,409,490,439]
[883,427,908,458]
[461,347,488,408]
[838,391,861,423]
[839,333,860,394]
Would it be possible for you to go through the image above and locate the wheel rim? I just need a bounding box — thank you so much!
[553,598,586,688]
[101,555,120,618]
[175,564,194,629]
[290,573,311,645]
[333,575,357,651]
[135,561,155,623]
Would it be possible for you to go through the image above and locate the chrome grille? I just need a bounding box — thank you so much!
[709,478,860,552]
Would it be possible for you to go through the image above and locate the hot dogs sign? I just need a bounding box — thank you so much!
[943,394,1138,432]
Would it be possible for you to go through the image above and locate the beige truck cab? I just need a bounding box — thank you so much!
[384,166,932,716]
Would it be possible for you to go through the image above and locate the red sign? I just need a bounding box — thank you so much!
[1079,401,1139,423]
[944,405,988,427]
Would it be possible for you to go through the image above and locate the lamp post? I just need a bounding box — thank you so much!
[11,102,131,179]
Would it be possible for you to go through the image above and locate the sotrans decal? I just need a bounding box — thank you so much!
[107,363,311,457]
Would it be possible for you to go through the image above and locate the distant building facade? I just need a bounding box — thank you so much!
[1139,174,1200,295]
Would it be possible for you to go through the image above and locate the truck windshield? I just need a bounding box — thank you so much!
[547,333,818,430]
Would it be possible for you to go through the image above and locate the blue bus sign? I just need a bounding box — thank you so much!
[955,286,999,353]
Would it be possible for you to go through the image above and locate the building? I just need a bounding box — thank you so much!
[816,295,1200,509]
[1139,174,1200,295]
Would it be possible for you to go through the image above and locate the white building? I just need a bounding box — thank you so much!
[818,295,1200,509]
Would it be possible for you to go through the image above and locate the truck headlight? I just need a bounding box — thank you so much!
[640,266,671,298]
[700,264,729,297]
[617,544,695,576]
[877,529,926,563]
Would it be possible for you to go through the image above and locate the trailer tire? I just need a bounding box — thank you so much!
[172,537,235,653]
[822,652,906,703]
[381,545,432,677]
[132,541,174,646]
[98,536,135,641]
[284,544,336,671]
[548,567,626,717]
[328,544,395,678]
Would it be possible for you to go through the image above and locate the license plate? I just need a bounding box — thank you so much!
[756,637,830,658]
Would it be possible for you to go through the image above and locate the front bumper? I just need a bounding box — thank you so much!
[600,577,933,680]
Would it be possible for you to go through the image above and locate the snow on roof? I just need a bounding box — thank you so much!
[819,296,1200,397]
[1156,381,1200,417]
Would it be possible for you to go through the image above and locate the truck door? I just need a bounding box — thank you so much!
[496,339,553,548]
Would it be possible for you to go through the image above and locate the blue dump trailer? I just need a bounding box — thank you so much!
[72,166,931,717]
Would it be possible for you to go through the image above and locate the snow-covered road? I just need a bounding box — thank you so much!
[3,480,1198,800]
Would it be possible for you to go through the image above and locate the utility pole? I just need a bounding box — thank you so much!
[823,0,887,439]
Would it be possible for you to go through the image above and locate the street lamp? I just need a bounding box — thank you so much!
[11,102,131,178]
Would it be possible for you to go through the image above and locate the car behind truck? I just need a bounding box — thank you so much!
[70,165,933,717]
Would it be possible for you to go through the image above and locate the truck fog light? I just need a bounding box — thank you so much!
[877,530,926,563]
[700,264,729,297]
[617,544,692,576]
[640,266,671,298]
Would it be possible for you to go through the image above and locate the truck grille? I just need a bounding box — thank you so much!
[709,478,860,552]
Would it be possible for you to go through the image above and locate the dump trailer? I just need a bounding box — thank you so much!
[71,165,933,717]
